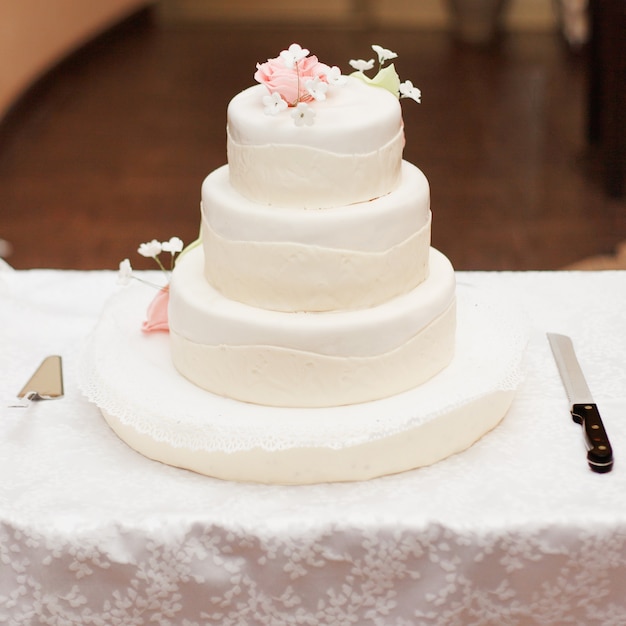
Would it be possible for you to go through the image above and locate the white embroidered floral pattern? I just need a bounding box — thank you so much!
[2,520,626,624]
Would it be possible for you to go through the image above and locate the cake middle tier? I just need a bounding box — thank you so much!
[201,161,431,312]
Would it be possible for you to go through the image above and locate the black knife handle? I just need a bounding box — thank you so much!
[572,403,614,473]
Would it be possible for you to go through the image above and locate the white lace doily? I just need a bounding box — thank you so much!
[79,280,529,454]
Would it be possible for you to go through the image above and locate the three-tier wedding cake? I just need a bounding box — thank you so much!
[168,44,456,408]
[85,45,525,484]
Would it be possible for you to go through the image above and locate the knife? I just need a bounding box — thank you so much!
[547,333,613,473]
[11,355,64,407]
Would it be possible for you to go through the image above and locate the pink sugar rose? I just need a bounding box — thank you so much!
[142,286,169,333]
[255,53,331,106]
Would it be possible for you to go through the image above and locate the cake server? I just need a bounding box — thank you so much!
[11,355,64,407]
[547,333,613,473]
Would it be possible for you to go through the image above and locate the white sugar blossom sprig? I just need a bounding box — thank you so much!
[348,58,375,73]
[325,66,347,86]
[399,79,422,103]
[117,258,134,286]
[349,44,421,104]
[291,102,315,126]
[161,236,184,265]
[280,43,309,69]
[372,45,398,68]
[117,236,184,289]
[263,92,288,116]
[306,76,328,102]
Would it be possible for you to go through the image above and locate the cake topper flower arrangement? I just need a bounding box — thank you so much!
[255,43,346,126]
[255,43,420,126]
[117,236,185,333]
[349,44,422,103]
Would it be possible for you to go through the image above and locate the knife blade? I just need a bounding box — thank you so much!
[11,355,64,407]
[547,333,613,473]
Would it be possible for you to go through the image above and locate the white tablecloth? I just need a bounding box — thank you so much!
[1,268,625,626]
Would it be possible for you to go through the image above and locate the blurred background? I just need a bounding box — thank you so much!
[0,0,624,271]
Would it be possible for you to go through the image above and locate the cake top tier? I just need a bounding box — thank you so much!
[227,77,401,155]
[225,44,422,209]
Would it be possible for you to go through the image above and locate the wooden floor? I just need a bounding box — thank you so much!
[1,9,624,271]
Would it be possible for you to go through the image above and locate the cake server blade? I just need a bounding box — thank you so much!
[11,355,64,407]
[547,333,613,473]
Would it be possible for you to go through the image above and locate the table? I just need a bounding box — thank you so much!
[1,267,626,625]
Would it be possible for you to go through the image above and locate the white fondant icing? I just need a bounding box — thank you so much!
[168,245,456,407]
[167,63,460,416]
[169,246,456,356]
[227,78,401,153]
[199,160,432,311]
[226,78,404,208]
[201,161,430,251]
[201,216,431,312]
[227,128,403,208]
[170,300,455,407]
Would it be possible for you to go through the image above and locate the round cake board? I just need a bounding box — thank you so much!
[80,281,529,484]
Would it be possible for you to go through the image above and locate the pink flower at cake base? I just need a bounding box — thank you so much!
[142,286,170,333]
[255,46,331,106]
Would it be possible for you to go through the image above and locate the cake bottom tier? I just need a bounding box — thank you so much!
[168,246,457,408]
[79,279,528,484]
[101,389,513,484]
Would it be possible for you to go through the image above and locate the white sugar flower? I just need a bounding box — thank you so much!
[305,76,328,102]
[263,92,288,115]
[399,80,422,103]
[324,66,347,86]
[117,258,133,286]
[372,44,397,65]
[280,43,309,69]
[349,58,375,72]
[291,102,315,127]
[138,239,162,258]
[161,236,183,254]
[117,235,184,297]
